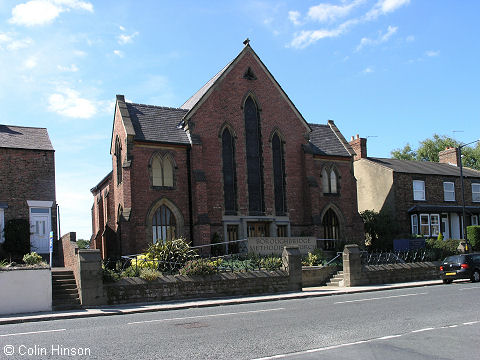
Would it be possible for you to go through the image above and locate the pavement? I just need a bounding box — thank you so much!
[0,279,447,325]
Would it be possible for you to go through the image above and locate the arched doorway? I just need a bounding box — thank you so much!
[322,208,339,250]
[152,205,177,244]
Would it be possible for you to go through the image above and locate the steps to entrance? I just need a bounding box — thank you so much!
[326,271,344,287]
[51,268,81,311]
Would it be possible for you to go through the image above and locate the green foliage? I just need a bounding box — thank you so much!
[130,254,158,270]
[302,249,326,266]
[179,259,219,276]
[120,266,140,278]
[102,265,120,282]
[22,252,43,265]
[437,232,444,242]
[0,259,9,268]
[144,238,198,273]
[360,210,399,251]
[391,134,480,170]
[76,239,90,249]
[210,232,225,257]
[3,219,30,259]
[467,226,480,250]
[219,253,283,272]
[425,238,461,260]
[259,255,283,270]
[139,268,161,281]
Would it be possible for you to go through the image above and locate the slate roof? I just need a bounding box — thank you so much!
[0,125,54,151]
[367,157,480,178]
[126,103,189,144]
[306,123,351,157]
[180,61,232,110]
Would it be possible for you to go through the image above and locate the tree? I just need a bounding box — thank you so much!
[76,239,90,249]
[391,134,480,170]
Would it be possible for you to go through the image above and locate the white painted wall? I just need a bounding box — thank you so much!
[0,268,52,315]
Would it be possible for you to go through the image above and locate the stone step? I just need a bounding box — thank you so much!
[52,273,75,279]
[53,287,78,295]
[52,278,76,284]
[52,303,82,311]
[53,294,80,301]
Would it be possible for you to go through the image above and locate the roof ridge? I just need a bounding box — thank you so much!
[0,124,47,130]
[127,102,187,112]
[308,123,329,128]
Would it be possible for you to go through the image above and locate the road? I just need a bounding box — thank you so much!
[1,282,479,359]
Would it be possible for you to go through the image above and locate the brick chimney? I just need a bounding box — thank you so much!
[349,134,367,161]
[439,147,460,166]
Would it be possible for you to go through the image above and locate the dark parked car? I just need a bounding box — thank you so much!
[440,253,480,284]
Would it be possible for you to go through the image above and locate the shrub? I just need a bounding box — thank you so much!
[425,238,461,260]
[210,232,225,257]
[22,252,43,265]
[360,210,400,251]
[120,266,140,278]
[467,226,480,250]
[76,239,90,249]
[302,249,326,266]
[180,259,219,276]
[0,259,9,268]
[259,255,283,270]
[437,232,444,241]
[139,268,161,281]
[102,266,120,282]
[144,238,198,273]
[3,219,30,259]
[130,254,158,270]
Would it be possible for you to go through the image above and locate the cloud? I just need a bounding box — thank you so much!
[0,33,34,51]
[307,0,365,23]
[406,35,415,42]
[9,0,93,27]
[362,67,374,74]
[356,25,398,51]
[23,57,37,69]
[119,25,125,31]
[57,64,79,72]
[113,49,124,57]
[290,18,357,49]
[117,32,139,45]
[366,0,410,20]
[288,11,302,25]
[48,88,97,118]
[425,50,440,57]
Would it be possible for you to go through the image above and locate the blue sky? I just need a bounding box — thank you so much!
[0,0,479,240]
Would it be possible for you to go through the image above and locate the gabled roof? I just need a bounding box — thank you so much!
[306,123,352,157]
[90,171,112,193]
[367,157,480,178]
[126,103,189,145]
[0,125,54,151]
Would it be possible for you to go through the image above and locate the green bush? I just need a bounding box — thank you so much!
[360,210,400,251]
[425,238,461,260]
[143,238,198,273]
[139,268,161,281]
[259,255,283,270]
[210,232,225,257]
[102,266,120,282]
[437,232,444,241]
[3,219,30,259]
[0,259,9,268]
[22,252,43,265]
[467,226,480,250]
[179,259,219,275]
[120,266,140,278]
[302,249,326,266]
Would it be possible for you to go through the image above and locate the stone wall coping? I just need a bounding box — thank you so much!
[0,266,50,272]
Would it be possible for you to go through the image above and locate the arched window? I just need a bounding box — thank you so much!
[115,137,122,184]
[222,127,237,214]
[323,208,339,240]
[152,205,176,243]
[244,96,264,214]
[151,154,175,187]
[322,167,339,194]
[272,133,287,215]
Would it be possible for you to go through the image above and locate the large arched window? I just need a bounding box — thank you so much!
[272,133,287,215]
[322,208,339,240]
[115,137,122,184]
[322,167,339,194]
[151,154,174,187]
[222,127,237,214]
[152,205,176,243]
[244,96,264,214]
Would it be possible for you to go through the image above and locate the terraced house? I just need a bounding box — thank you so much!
[91,43,364,258]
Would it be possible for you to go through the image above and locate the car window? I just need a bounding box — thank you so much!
[472,254,480,263]
[444,255,465,264]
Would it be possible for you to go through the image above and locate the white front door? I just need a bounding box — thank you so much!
[450,213,461,240]
[30,208,51,253]
[441,215,449,239]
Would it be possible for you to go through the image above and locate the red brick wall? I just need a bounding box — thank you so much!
[0,147,57,238]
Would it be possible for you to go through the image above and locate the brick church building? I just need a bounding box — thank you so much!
[91,43,364,258]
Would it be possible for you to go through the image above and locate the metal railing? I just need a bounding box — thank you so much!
[360,249,433,265]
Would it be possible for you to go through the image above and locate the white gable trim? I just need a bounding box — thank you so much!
[27,200,53,208]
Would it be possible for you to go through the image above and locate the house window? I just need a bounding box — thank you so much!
[0,208,4,244]
[152,205,176,243]
[430,214,440,237]
[420,214,430,237]
[472,215,479,226]
[227,225,238,242]
[151,154,174,187]
[272,133,287,215]
[277,225,288,237]
[115,137,122,185]
[411,214,418,235]
[443,182,455,202]
[222,128,237,214]
[413,180,425,201]
[322,167,339,194]
[473,183,480,202]
[244,96,264,214]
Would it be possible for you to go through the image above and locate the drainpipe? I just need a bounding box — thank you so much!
[187,146,194,244]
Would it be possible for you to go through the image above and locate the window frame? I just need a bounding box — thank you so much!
[443,182,455,202]
[152,205,177,244]
[321,167,339,195]
[150,153,175,189]
[472,183,480,202]
[419,214,430,237]
[430,214,440,237]
[0,208,4,244]
[413,180,425,201]
[411,214,418,235]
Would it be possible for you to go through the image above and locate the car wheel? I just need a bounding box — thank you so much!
[443,279,452,284]
[472,270,480,283]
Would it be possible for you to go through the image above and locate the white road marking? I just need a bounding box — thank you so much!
[459,287,480,291]
[334,292,427,304]
[251,320,480,360]
[0,329,66,337]
[127,308,285,325]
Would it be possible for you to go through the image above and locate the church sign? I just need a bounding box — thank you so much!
[247,237,316,255]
